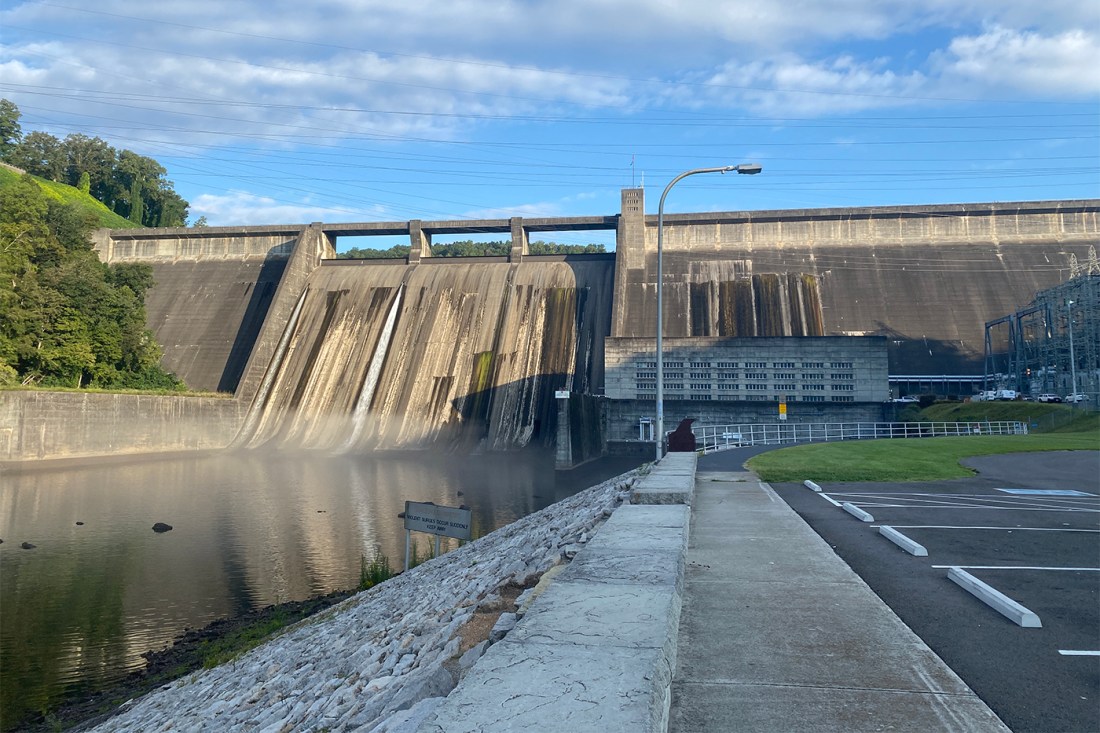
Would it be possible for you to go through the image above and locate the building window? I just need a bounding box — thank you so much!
[831,384,855,391]
[745,383,769,390]
[775,372,796,381]
[772,361,796,369]
[831,373,855,380]
[690,361,711,368]
[802,373,824,380]
[636,381,656,389]
[746,395,770,401]
[636,392,655,400]
[665,371,683,378]
[717,371,739,379]
[690,372,711,379]
[802,395,825,402]
[831,395,855,402]
[745,372,768,380]
[666,383,683,389]
[775,383,797,390]
[663,361,684,368]
[690,383,711,390]
[717,383,740,390]
[716,361,738,368]
[830,362,853,369]
[690,394,712,401]
[802,384,825,391]
[638,361,657,368]
[801,362,824,368]
[745,361,767,368]
[635,371,656,379]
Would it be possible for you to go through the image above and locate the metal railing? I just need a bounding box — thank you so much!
[693,421,1028,454]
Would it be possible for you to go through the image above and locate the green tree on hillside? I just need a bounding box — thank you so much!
[0,100,190,227]
[0,98,21,158]
[0,174,182,389]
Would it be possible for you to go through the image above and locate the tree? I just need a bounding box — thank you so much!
[8,131,66,181]
[63,133,115,196]
[0,175,183,389]
[0,98,22,159]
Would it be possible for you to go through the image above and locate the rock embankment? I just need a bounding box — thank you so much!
[86,471,638,732]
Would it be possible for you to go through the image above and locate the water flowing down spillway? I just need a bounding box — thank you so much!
[343,284,403,451]
[241,257,614,452]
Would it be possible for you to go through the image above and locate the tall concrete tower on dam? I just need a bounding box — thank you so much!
[90,192,1098,453]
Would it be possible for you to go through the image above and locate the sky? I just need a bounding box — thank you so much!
[1,0,1098,249]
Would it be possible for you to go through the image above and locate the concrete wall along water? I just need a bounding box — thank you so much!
[0,391,244,462]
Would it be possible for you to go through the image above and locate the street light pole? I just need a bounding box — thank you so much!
[1067,299,1078,405]
[655,163,762,461]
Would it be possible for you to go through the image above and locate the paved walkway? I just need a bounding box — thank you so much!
[668,466,1011,733]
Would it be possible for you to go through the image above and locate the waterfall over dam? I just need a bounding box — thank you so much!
[81,192,1098,456]
[231,255,614,451]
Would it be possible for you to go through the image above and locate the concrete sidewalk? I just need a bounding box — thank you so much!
[668,470,1011,733]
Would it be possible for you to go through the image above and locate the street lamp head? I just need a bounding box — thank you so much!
[729,163,762,175]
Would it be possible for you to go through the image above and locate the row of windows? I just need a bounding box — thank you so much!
[639,370,854,380]
[630,360,856,370]
[637,393,857,403]
[636,381,863,392]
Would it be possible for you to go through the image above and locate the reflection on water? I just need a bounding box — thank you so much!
[0,450,640,729]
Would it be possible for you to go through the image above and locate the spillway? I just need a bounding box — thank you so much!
[238,257,614,452]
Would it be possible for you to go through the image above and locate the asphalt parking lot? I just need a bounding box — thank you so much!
[765,451,1100,733]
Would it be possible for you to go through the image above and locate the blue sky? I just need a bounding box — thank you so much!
[2,0,1098,249]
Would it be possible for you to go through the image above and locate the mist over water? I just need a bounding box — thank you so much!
[0,450,641,729]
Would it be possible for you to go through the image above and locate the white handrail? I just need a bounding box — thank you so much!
[692,421,1027,454]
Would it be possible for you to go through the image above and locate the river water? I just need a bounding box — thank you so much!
[0,449,641,729]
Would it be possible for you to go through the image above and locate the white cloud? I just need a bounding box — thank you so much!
[935,27,1100,97]
[190,190,380,226]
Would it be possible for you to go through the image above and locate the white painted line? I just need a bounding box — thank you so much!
[889,525,1100,533]
[1059,650,1100,656]
[879,526,928,556]
[817,492,841,507]
[842,502,874,522]
[933,565,1100,571]
[947,567,1042,628]
[804,479,823,492]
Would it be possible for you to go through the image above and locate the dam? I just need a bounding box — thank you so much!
[2,190,1097,461]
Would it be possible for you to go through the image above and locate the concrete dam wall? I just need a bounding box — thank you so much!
[613,192,1100,373]
[16,193,1082,462]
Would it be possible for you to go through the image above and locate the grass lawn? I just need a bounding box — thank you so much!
[746,432,1099,483]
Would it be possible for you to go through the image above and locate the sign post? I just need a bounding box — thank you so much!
[779,400,788,421]
[400,501,473,571]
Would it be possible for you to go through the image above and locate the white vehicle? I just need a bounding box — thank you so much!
[995,389,1017,401]
[1036,393,1062,403]
[1065,393,1090,403]
[973,390,997,401]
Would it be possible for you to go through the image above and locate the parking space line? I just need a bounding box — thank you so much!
[888,525,1100,532]
[844,505,1099,513]
[816,492,841,507]
[932,565,1100,571]
[1059,650,1100,656]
